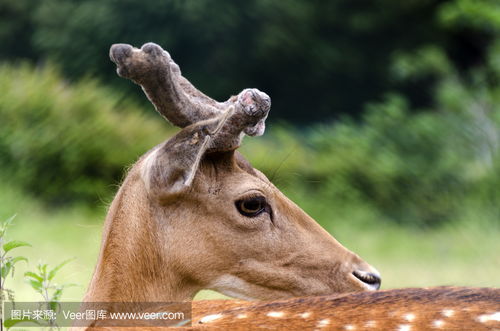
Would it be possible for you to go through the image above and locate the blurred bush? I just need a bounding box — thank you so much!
[246,98,499,227]
[0,59,498,227]
[1,0,499,227]
[0,63,172,204]
[244,46,500,227]
[0,0,496,123]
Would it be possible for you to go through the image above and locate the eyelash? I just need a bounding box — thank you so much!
[235,195,272,219]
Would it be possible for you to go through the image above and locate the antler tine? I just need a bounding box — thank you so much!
[110,42,271,139]
[207,88,271,152]
[109,42,225,128]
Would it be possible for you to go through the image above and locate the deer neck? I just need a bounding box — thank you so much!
[84,171,200,303]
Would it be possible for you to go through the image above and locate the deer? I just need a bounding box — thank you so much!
[81,42,500,330]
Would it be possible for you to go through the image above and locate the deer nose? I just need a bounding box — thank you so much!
[352,269,381,290]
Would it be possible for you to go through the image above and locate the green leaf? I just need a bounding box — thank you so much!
[39,263,48,276]
[3,240,31,253]
[48,258,74,280]
[49,300,62,312]
[11,256,28,264]
[4,318,28,328]
[25,271,43,282]
[4,256,27,278]
[51,288,64,302]
[1,263,12,278]
[27,279,42,292]
[1,214,16,231]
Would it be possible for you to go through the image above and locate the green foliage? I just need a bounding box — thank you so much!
[1,57,498,226]
[0,0,36,60]
[0,215,76,329]
[0,63,172,204]
[244,88,499,227]
[25,260,76,310]
[439,0,500,30]
[0,0,495,122]
[0,215,30,302]
[0,0,499,226]
[240,0,498,227]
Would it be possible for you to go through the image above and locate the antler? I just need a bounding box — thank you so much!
[111,42,271,194]
[109,42,270,138]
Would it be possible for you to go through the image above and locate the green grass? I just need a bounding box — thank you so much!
[329,219,500,289]
[1,182,498,304]
[0,183,105,302]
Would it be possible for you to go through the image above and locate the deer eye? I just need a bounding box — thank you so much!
[235,196,268,217]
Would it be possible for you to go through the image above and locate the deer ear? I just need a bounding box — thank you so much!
[141,90,270,197]
[140,118,215,197]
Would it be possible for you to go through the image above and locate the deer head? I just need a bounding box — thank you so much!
[84,43,380,304]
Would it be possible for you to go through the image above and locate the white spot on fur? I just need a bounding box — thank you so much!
[442,309,454,317]
[199,314,223,324]
[267,311,285,318]
[365,320,376,327]
[317,319,330,327]
[398,325,411,331]
[404,313,416,322]
[432,320,444,328]
[236,313,247,319]
[478,312,500,323]
[300,312,312,318]
[344,325,355,330]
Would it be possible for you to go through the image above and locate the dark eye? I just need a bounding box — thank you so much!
[235,196,268,217]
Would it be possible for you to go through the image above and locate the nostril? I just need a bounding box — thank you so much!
[352,270,381,290]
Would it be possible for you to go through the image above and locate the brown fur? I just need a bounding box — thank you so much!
[84,148,377,305]
[84,287,500,330]
[191,287,500,330]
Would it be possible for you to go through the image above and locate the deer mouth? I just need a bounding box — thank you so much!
[352,270,381,290]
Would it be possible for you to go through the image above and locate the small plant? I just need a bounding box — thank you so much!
[25,260,76,308]
[23,260,77,328]
[0,215,77,329]
[0,215,30,302]
[1,215,31,329]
